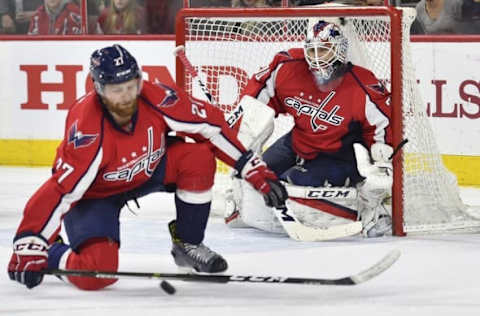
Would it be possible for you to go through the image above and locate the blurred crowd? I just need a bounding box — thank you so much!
[0,0,479,35]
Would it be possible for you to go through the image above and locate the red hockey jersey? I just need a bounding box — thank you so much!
[17,81,247,243]
[243,48,392,160]
[28,3,81,35]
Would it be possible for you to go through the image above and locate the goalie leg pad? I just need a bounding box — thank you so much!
[353,143,393,238]
[224,180,249,228]
[287,199,356,228]
[236,179,286,234]
[357,181,392,238]
[290,198,358,221]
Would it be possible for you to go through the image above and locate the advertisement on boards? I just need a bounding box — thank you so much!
[0,40,478,183]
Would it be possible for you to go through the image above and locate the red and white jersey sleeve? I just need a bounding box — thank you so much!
[352,67,392,148]
[242,49,305,115]
[142,81,247,166]
[16,92,105,243]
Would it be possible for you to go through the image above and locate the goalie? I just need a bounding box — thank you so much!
[225,20,393,238]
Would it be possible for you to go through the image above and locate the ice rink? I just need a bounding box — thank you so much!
[1,166,480,316]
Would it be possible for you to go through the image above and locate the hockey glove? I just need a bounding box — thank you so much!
[8,234,48,289]
[235,150,288,208]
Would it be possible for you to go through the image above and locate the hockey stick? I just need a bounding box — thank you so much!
[174,45,215,105]
[272,205,362,241]
[46,249,400,287]
[174,45,242,127]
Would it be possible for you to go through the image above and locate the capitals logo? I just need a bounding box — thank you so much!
[154,80,179,108]
[366,81,389,97]
[284,91,344,132]
[103,127,164,182]
[68,121,98,149]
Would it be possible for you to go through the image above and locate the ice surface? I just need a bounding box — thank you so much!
[1,166,479,316]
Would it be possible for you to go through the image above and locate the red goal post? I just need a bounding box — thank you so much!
[175,6,480,236]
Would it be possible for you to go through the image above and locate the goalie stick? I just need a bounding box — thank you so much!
[273,205,362,241]
[174,45,242,127]
[175,45,361,241]
[174,45,215,105]
[46,249,400,287]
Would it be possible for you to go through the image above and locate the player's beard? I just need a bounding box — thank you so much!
[104,98,138,126]
[311,62,347,92]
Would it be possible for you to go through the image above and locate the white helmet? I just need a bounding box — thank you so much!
[304,20,348,83]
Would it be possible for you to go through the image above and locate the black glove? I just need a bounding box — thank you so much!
[263,179,288,208]
[235,150,288,208]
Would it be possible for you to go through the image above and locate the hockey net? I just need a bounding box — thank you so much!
[175,6,480,235]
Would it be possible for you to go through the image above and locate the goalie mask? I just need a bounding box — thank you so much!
[304,21,348,84]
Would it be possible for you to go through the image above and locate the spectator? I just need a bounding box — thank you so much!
[145,0,182,34]
[96,0,146,34]
[414,0,480,34]
[330,0,384,5]
[462,0,480,21]
[293,0,383,5]
[4,0,43,34]
[71,0,106,33]
[28,0,81,35]
[0,0,15,33]
[231,0,272,7]
[190,0,231,7]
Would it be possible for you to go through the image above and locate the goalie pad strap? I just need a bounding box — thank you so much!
[290,198,358,221]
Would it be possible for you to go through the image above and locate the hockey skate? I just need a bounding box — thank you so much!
[168,220,228,273]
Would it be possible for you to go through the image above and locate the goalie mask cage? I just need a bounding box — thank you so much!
[175,6,480,236]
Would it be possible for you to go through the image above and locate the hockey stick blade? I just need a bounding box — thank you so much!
[45,249,399,286]
[273,206,362,241]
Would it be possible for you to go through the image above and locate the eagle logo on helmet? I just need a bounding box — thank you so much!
[312,21,342,42]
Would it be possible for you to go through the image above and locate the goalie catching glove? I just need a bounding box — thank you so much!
[235,150,288,208]
[8,234,49,289]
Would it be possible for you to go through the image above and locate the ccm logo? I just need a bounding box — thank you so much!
[15,243,47,252]
[230,275,287,282]
[306,190,353,199]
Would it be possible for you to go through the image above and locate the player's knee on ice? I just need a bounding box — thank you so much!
[65,238,119,291]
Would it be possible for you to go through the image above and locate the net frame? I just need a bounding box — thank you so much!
[175,7,479,236]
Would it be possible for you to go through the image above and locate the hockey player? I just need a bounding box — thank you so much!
[7,44,287,290]
[225,20,393,238]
